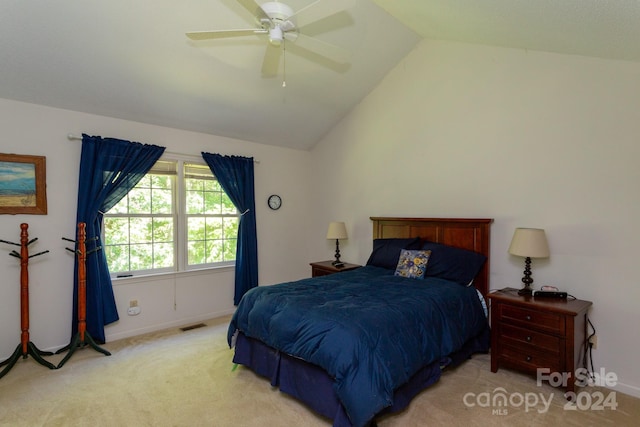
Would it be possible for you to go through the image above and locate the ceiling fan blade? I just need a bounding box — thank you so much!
[186,29,267,40]
[261,44,282,77]
[235,0,268,21]
[291,0,356,28]
[293,33,350,64]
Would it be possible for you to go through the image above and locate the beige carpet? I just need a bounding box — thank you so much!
[1,316,638,426]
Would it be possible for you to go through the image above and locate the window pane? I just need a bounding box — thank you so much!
[204,179,221,192]
[204,191,222,214]
[104,217,130,245]
[224,217,239,239]
[186,190,204,214]
[129,188,151,214]
[224,238,237,260]
[135,175,151,188]
[186,214,239,266]
[188,217,205,240]
[153,242,174,268]
[221,194,236,214]
[206,217,223,240]
[153,218,173,242]
[186,176,204,190]
[151,174,171,189]
[105,245,129,273]
[130,243,153,271]
[110,196,129,214]
[151,189,172,214]
[207,240,224,263]
[188,240,206,265]
[130,217,152,243]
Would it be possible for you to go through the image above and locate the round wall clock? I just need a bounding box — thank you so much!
[268,194,282,210]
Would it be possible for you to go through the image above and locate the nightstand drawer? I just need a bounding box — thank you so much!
[311,267,333,277]
[310,261,361,278]
[501,304,565,334]
[500,344,561,373]
[501,323,561,354]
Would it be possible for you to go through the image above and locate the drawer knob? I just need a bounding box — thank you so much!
[525,315,532,321]
[526,355,532,362]
[526,336,532,342]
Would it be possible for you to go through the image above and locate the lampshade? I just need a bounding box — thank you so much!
[326,222,348,240]
[508,228,550,258]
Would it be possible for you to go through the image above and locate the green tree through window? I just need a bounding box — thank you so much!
[184,163,238,266]
[103,160,239,276]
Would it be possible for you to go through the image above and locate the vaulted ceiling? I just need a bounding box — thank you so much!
[1,1,639,151]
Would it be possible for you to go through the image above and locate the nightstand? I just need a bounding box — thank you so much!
[310,261,361,278]
[487,287,592,394]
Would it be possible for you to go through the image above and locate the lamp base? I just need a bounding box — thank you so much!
[518,257,534,296]
[332,239,341,265]
[518,286,533,296]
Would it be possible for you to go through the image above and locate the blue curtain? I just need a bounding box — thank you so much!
[201,153,258,304]
[75,134,165,343]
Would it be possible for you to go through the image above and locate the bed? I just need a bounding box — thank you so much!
[228,217,493,427]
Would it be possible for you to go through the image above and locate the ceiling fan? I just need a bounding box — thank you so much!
[186,0,356,78]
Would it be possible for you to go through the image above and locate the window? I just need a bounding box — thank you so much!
[103,159,239,277]
[184,163,239,267]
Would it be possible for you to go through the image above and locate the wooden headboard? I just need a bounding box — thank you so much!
[371,217,493,297]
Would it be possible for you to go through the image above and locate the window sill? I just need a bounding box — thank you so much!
[111,265,235,286]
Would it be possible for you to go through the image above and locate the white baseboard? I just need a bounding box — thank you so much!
[105,309,236,343]
[611,381,640,399]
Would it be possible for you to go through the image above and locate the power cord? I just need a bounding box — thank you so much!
[584,318,596,382]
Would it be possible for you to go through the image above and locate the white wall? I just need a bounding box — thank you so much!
[0,99,315,358]
[311,40,640,398]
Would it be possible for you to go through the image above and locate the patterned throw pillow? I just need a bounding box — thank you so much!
[394,249,431,279]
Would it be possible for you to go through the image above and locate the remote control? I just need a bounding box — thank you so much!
[533,290,567,299]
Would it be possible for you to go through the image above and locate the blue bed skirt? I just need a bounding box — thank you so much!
[233,326,490,427]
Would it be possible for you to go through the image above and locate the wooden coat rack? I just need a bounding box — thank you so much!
[55,222,110,368]
[0,223,55,379]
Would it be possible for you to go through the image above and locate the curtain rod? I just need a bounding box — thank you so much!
[67,134,259,163]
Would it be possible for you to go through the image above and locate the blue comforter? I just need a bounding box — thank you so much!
[228,266,488,427]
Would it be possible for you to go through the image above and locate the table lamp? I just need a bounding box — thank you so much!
[326,221,348,266]
[508,228,550,295]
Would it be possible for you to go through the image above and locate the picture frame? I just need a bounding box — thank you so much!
[0,153,48,215]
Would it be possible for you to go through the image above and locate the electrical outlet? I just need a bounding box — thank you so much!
[589,335,598,349]
[129,300,138,308]
[127,306,141,316]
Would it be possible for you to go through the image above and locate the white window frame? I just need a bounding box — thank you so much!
[181,161,239,271]
[103,155,239,278]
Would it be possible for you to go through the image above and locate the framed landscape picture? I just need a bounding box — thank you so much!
[0,153,48,215]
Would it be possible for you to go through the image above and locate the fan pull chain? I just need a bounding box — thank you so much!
[282,38,287,88]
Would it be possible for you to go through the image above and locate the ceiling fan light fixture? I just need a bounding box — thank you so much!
[269,26,283,45]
